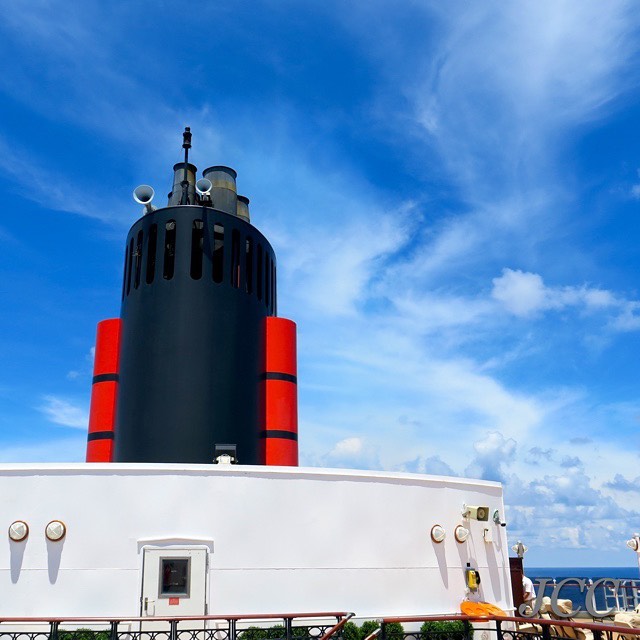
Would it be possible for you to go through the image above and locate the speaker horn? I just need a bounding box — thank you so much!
[196,178,213,196]
[133,185,156,214]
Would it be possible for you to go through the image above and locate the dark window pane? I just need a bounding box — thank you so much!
[134,230,143,289]
[256,244,263,301]
[160,558,190,597]
[264,254,270,308]
[273,264,277,315]
[122,243,128,300]
[231,229,241,288]
[146,224,157,285]
[190,220,204,280]
[213,223,224,283]
[163,220,176,280]
[245,237,253,294]
[126,238,134,296]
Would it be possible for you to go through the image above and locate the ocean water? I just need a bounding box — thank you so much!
[525,567,640,613]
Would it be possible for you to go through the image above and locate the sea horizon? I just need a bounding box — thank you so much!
[528,566,639,576]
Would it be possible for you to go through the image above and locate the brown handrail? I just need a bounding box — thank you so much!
[0,611,352,624]
[362,628,381,640]
[381,614,640,636]
[319,612,355,640]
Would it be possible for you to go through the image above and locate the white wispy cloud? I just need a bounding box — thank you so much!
[491,267,640,331]
[492,268,617,317]
[38,395,88,429]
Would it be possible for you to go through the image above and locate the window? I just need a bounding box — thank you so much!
[273,264,277,314]
[126,238,134,296]
[231,229,241,288]
[190,220,204,280]
[245,237,253,294]
[264,254,270,308]
[159,558,190,597]
[256,244,263,300]
[122,243,129,300]
[134,230,143,289]
[163,220,176,280]
[146,224,157,284]
[212,223,224,283]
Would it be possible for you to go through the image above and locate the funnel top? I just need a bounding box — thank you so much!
[203,165,238,179]
[172,162,198,173]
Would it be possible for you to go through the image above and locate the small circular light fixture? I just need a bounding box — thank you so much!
[8,520,29,542]
[455,525,470,543]
[431,524,446,543]
[45,520,66,542]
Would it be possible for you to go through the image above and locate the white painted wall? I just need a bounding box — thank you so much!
[0,464,513,618]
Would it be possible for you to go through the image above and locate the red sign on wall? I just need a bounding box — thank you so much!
[169,598,180,605]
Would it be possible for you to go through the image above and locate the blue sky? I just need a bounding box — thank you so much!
[1,1,640,567]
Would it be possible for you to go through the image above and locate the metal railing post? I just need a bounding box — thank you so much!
[496,620,503,640]
[50,621,59,640]
[170,619,178,640]
[380,623,387,640]
[230,619,237,640]
[542,624,551,640]
[110,621,119,640]
[286,617,293,640]
[463,621,472,640]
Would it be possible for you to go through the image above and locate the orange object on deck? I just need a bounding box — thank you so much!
[460,601,507,618]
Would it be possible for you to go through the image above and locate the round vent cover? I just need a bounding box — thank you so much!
[45,520,66,542]
[8,520,29,542]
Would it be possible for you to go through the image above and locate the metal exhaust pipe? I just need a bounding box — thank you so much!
[168,162,197,206]
[202,165,237,215]
[237,195,250,223]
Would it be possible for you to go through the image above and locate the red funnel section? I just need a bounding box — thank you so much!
[86,318,122,462]
[261,317,298,465]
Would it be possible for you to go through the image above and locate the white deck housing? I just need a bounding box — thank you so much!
[0,464,513,618]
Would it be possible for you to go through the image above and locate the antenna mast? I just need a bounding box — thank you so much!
[180,126,192,205]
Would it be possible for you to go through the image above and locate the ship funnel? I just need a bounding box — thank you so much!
[237,195,250,222]
[202,166,237,215]
[168,162,197,206]
[133,185,156,214]
[196,178,213,196]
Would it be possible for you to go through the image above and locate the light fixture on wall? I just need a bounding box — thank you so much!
[8,520,29,542]
[454,525,470,543]
[45,520,66,542]
[493,509,507,527]
[431,524,446,543]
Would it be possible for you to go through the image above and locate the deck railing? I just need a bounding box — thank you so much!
[0,612,353,640]
[374,614,640,640]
